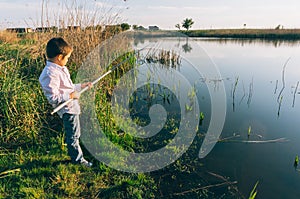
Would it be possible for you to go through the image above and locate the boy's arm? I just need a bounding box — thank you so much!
[74,82,93,92]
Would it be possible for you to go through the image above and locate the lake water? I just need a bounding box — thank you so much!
[129,36,300,198]
[193,38,300,199]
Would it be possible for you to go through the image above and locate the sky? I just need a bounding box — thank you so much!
[1,0,300,30]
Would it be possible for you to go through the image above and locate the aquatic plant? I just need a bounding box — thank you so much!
[232,76,239,112]
[248,181,259,199]
[188,87,196,99]
[144,49,181,68]
[185,103,193,112]
[247,126,252,138]
[292,81,299,107]
[200,112,205,121]
[294,155,299,168]
[199,112,204,126]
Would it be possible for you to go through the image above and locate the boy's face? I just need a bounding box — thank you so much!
[57,52,72,66]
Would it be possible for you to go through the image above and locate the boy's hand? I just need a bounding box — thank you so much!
[70,91,80,99]
[81,82,93,89]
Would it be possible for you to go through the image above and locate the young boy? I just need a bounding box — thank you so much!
[39,37,93,167]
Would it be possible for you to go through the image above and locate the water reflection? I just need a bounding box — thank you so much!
[182,38,192,53]
[192,37,300,48]
[134,36,300,50]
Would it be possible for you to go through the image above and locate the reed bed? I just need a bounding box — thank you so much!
[144,49,181,68]
[0,45,46,146]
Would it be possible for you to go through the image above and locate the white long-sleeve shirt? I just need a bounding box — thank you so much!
[39,61,81,118]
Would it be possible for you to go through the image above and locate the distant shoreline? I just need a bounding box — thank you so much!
[130,29,300,40]
[184,29,300,40]
[4,28,300,40]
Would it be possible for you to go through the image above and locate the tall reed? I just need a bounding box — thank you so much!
[0,46,46,146]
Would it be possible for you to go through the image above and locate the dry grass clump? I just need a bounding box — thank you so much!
[1,0,126,68]
[22,30,106,69]
[0,31,19,43]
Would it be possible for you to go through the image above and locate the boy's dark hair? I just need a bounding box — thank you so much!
[46,37,73,59]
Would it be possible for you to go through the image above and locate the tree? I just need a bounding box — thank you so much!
[275,24,282,30]
[132,25,138,30]
[175,23,181,30]
[137,25,146,30]
[182,18,194,31]
[121,23,130,31]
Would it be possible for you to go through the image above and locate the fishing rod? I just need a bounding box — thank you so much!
[51,47,147,115]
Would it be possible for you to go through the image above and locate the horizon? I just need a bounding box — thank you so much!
[1,0,300,30]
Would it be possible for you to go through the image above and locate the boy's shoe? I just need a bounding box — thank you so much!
[79,158,93,167]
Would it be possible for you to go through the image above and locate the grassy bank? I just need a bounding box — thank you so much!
[183,28,300,40]
[0,31,245,198]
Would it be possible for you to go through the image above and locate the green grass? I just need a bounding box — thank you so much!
[0,144,156,198]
